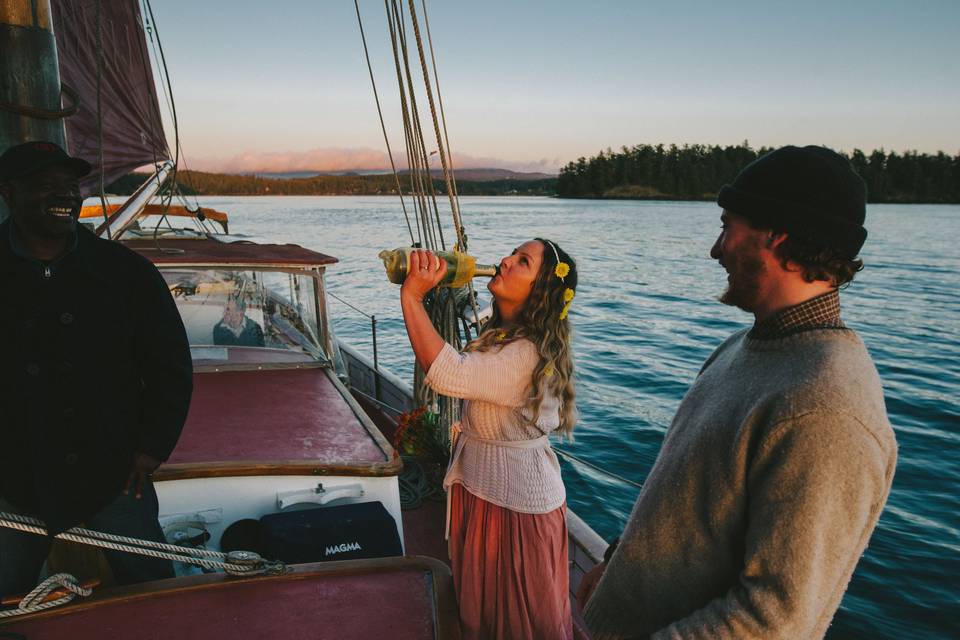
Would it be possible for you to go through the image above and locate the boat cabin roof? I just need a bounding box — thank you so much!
[157,366,400,480]
[155,367,401,480]
[122,237,338,269]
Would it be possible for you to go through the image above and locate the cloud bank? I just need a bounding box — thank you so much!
[188,147,561,175]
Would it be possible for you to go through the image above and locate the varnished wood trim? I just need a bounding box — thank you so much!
[566,509,608,565]
[153,456,402,481]
[146,259,334,270]
[323,366,399,463]
[80,204,229,224]
[192,360,324,374]
[0,556,459,638]
[0,0,50,29]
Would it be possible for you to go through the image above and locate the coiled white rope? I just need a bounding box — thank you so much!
[0,573,93,619]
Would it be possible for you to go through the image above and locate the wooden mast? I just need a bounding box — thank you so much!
[0,0,68,221]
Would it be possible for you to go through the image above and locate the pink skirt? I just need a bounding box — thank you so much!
[448,483,573,640]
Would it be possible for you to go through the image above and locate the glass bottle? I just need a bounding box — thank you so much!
[378,247,497,288]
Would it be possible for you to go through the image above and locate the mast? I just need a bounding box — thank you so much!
[0,0,69,222]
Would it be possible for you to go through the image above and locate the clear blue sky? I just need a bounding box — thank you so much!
[150,0,960,173]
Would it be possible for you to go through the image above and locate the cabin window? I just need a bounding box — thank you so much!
[160,267,325,364]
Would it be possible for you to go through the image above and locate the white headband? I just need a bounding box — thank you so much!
[544,239,561,266]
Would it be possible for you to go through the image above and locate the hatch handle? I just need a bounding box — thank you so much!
[276,483,365,510]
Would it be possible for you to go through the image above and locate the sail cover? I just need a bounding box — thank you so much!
[50,0,169,196]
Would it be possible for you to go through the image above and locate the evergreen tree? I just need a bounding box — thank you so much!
[555,143,958,203]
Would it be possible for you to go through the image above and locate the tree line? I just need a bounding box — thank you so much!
[556,143,960,203]
[106,145,960,203]
[106,171,557,197]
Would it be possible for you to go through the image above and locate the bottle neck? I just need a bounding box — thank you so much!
[472,263,498,278]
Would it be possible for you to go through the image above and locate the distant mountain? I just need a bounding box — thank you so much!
[106,169,558,197]
[428,168,557,182]
[244,168,557,181]
[251,170,385,179]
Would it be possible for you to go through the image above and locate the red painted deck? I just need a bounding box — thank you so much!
[2,558,458,639]
[166,368,388,467]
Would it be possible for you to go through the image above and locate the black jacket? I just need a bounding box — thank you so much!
[0,220,192,534]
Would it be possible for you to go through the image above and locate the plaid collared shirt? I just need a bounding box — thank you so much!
[750,290,845,340]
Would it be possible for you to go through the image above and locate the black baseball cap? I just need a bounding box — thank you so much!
[0,140,92,182]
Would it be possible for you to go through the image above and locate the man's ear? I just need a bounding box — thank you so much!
[0,181,12,207]
[767,231,788,250]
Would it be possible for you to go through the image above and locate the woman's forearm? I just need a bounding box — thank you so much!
[400,289,446,372]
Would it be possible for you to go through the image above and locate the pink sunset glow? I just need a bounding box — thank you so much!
[188,147,561,175]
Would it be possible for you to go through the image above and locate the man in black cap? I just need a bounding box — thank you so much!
[579,146,897,639]
[0,141,192,596]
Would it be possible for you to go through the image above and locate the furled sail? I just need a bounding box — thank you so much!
[50,0,168,197]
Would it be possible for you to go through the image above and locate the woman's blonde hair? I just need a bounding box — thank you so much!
[464,238,578,437]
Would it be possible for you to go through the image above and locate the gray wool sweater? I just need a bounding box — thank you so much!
[583,328,897,639]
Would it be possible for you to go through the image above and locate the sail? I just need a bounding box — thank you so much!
[50,0,169,197]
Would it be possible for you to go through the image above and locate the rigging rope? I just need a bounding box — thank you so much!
[394,4,447,252]
[95,0,111,239]
[407,0,482,350]
[387,0,442,251]
[419,0,460,212]
[554,448,644,490]
[142,0,180,243]
[141,0,211,241]
[353,0,415,246]
[356,0,490,433]
[405,0,462,250]
[0,512,286,580]
[413,0,483,328]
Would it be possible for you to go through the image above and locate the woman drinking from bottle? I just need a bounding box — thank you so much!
[399,238,578,639]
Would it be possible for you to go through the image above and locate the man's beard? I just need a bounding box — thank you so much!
[719,253,766,312]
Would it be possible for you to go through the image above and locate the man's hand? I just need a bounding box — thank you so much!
[124,452,161,499]
[576,561,607,613]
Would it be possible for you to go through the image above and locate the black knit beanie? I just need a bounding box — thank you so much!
[716,145,868,259]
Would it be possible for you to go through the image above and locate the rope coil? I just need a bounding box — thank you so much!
[0,574,93,619]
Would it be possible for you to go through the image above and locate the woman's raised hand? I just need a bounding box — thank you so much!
[401,249,448,302]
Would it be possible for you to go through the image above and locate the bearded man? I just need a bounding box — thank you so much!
[579,145,897,639]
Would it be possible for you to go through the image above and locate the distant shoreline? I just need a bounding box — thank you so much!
[107,170,558,198]
[105,142,960,204]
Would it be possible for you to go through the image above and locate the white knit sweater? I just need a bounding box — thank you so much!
[424,339,566,514]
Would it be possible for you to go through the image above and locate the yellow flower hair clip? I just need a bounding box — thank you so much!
[543,363,555,377]
[558,287,575,320]
[495,330,507,341]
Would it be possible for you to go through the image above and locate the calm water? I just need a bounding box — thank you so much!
[193,195,958,638]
